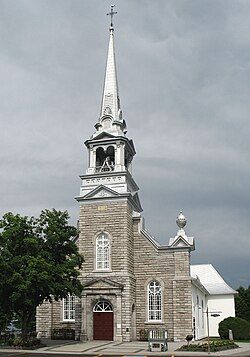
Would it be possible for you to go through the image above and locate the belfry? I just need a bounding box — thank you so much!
[36,8,236,342]
[76,11,142,214]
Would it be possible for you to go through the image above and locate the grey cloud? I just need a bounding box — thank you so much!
[0,0,249,289]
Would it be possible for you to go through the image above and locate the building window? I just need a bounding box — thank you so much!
[63,294,75,321]
[93,300,113,312]
[197,296,199,321]
[202,300,204,328]
[96,233,110,270]
[148,280,162,321]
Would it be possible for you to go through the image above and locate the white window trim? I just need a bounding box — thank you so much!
[62,294,75,322]
[95,233,111,271]
[147,280,162,322]
[93,300,113,312]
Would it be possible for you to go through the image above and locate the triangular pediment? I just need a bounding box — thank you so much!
[93,131,116,140]
[83,185,120,199]
[83,278,124,290]
[170,235,191,248]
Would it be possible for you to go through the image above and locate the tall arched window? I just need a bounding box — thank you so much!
[96,233,110,270]
[148,280,162,321]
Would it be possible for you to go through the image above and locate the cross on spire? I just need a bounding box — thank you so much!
[107,5,117,29]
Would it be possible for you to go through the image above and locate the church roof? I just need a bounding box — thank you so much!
[190,264,237,295]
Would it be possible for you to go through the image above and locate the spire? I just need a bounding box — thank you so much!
[99,5,122,123]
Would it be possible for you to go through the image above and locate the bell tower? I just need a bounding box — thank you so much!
[76,11,142,213]
[75,8,141,342]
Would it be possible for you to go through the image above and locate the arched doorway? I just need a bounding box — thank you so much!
[93,301,114,340]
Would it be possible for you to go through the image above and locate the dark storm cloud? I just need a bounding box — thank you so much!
[0,0,249,288]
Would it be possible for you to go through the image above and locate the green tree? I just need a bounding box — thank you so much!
[235,286,250,322]
[0,210,84,340]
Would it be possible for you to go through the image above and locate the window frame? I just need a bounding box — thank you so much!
[95,232,111,271]
[202,299,204,328]
[148,280,162,322]
[62,294,76,322]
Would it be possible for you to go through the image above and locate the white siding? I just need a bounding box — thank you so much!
[207,294,235,337]
[191,284,207,340]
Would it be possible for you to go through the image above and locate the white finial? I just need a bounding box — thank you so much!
[176,211,187,229]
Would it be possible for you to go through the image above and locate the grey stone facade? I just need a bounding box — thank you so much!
[36,198,193,341]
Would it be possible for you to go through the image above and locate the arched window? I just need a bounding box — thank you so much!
[96,233,110,270]
[148,280,162,321]
[93,300,113,312]
[63,294,75,321]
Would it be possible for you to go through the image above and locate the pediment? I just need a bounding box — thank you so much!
[170,236,191,248]
[83,278,124,291]
[83,185,120,199]
[93,131,115,140]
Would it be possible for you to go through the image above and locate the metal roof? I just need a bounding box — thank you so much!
[190,264,237,295]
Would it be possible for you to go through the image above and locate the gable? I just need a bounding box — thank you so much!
[170,236,191,248]
[92,131,115,140]
[82,278,124,291]
[83,185,120,199]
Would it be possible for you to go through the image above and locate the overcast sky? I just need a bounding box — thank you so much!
[0,0,249,289]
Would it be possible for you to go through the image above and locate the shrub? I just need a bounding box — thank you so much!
[51,328,75,340]
[219,317,250,340]
[0,336,43,348]
[178,340,239,352]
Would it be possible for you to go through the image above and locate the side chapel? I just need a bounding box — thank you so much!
[36,11,236,342]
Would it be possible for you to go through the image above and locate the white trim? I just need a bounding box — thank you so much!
[147,280,162,322]
[93,300,113,312]
[95,232,111,271]
[62,294,75,322]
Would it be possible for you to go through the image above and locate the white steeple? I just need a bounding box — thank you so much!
[76,7,142,213]
[94,5,126,138]
[100,26,121,122]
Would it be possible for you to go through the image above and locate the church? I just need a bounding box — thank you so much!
[36,12,236,342]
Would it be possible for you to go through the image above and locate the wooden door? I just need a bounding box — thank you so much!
[93,312,114,340]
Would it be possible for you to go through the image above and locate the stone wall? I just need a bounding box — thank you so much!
[37,198,193,342]
[36,299,76,338]
[78,198,136,342]
[133,217,192,341]
[36,301,52,338]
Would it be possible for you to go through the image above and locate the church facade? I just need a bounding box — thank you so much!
[36,19,236,342]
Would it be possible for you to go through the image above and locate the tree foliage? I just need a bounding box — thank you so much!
[0,209,84,339]
[235,286,250,322]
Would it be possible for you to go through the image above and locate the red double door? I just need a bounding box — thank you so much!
[93,312,114,340]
